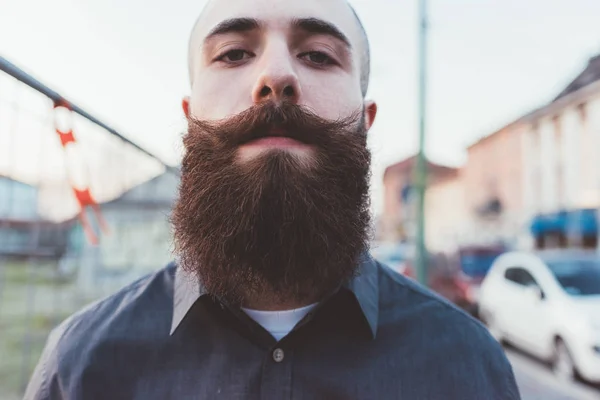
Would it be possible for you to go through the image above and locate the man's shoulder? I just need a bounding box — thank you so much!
[24,264,177,399]
[375,262,519,398]
[51,263,176,357]
[377,261,489,335]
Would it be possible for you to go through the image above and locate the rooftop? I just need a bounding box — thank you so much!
[383,155,458,182]
[554,53,600,101]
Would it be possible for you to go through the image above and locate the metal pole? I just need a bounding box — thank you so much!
[414,0,429,287]
[0,55,179,177]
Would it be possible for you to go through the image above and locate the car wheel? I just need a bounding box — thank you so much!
[553,339,576,382]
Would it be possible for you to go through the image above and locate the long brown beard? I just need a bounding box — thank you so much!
[171,102,372,307]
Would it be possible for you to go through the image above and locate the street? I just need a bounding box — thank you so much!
[506,346,600,400]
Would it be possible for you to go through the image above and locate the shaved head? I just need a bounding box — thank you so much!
[347,5,371,97]
[187,0,371,97]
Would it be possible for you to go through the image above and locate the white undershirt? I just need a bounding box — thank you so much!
[242,303,318,341]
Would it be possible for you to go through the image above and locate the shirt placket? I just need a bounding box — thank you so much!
[260,346,293,400]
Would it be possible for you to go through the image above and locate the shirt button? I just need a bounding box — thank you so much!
[272,348,285,363]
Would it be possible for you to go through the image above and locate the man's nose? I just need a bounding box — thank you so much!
[252,49,301,104]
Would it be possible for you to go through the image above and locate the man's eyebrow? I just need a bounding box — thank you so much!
[204,18,261,43]
[292,18,352,49]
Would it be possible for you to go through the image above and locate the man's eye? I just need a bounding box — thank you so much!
[301,51,335,66]
[217,49,252,63]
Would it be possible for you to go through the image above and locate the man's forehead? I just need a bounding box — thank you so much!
[192,0,361,46]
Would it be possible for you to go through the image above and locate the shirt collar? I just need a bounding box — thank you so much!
[170,254,379,337]
[170,264,207,335]
[343,253,379,338]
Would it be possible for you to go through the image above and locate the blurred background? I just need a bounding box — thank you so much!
[1,0,600,399]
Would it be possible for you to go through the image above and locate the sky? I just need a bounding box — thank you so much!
[1,0,600,216]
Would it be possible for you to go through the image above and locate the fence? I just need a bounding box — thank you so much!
[0,56,180,399]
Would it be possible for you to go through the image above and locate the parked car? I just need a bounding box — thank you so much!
[478,250,600,383]
[446,245,506,316]
[372,244,500,311]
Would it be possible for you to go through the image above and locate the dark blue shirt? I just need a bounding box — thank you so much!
[25,256,520,399]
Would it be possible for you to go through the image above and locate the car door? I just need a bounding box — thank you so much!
[502,266,550,356]
[513,267,552,357]
[500,266,531,341]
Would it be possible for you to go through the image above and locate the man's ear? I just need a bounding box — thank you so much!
[182,96,191,119]
[363,100,377,131]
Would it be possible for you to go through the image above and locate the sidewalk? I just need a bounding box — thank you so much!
[507,349,600,400]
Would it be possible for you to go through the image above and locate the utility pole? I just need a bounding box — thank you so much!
[413,0,429,287]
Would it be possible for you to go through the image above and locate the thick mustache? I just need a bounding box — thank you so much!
[186,102,365,155]
[229,103,320,146]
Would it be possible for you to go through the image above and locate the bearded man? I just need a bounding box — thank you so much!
[25,0,520,399]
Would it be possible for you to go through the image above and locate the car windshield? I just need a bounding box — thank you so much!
[546,259,600,296]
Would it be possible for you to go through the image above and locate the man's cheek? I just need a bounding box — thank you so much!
[190,79,233,118]
[299,82,361,120]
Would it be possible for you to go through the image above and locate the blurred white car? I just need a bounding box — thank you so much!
[478,250,600,383]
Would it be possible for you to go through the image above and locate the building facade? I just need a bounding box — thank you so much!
[521,55,600,248]
[380,53,600,252]
[380,155,458,245]
[460,122,529,249]
[68,170,180,297]
[424,168,468,253]
[0,176,73,258]
[0,176,38,220]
